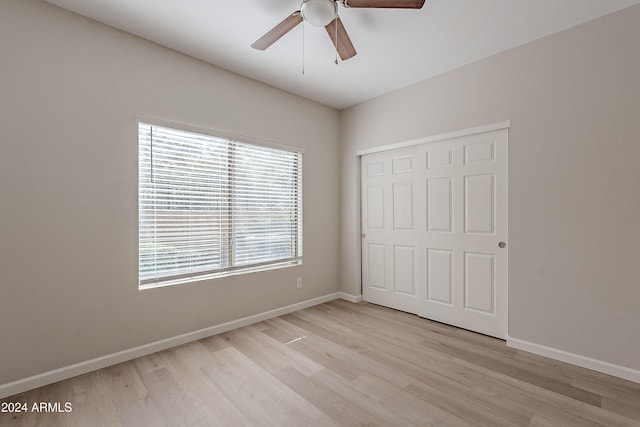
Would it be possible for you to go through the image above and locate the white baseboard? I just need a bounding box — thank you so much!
[507,337,640,384]
[0,292,360,399]
[336,292,363,303]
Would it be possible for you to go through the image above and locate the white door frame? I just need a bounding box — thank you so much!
[357,122,510,157]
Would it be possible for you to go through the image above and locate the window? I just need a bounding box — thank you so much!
[138,123,302,288]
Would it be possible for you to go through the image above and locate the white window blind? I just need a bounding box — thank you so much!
[138,123,302,287]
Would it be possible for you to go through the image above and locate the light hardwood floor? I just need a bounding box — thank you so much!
[1,300,639,426]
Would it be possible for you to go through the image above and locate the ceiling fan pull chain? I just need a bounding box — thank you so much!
[302,19,305,74]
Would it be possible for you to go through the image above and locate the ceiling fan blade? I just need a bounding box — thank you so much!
[251,12,303,51]
[343,0,425,8]
[325,17,357,61]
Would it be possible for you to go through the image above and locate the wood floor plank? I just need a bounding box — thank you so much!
[352,372,477,427]
[138,368,207,427]
[445,350,639,427]
[69,369,124,427]
[201,346,325,426]
[273,366,382,427]
[307,368,435,427]
[220,325,324,376]
[153,343,254,426]
[417,336,604,406]
[572,374,640,408]
[285,329,412,389]
[131,352,167,377]
[271,322,365,382]
[198,334,231,354]
[104,362,166,427]
[2,300,639,427]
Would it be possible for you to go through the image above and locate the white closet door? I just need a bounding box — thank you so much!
[361,128,508,339]
[361,146,420,314]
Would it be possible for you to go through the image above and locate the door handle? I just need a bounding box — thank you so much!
[361,233,367,239]
[498,241,506,248]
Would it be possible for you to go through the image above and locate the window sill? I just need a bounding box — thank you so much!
[138,259,303,290]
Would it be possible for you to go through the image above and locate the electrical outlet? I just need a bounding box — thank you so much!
[296,277,303,289]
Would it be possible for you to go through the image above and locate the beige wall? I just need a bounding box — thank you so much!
[340,5,640,370]
[0,0,340,384]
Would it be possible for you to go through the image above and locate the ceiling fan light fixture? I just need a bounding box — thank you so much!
[300,0,338,27]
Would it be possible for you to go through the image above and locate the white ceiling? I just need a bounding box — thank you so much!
[44,0,640,109]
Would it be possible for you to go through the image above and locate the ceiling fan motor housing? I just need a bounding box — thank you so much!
[301,0,338,27]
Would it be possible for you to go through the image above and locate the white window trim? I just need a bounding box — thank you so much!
[137,117,306,155]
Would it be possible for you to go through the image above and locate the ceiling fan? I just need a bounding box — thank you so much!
[251,0,426,61]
